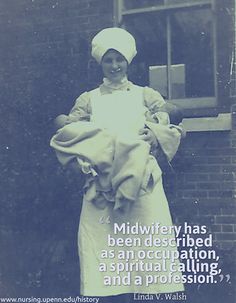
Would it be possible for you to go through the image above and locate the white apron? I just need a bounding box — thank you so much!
[78,86,184,296]
[90,86,146,139]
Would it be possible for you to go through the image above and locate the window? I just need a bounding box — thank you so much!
[114,0,218,116]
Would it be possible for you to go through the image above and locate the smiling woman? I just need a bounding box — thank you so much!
[50,27,185,300]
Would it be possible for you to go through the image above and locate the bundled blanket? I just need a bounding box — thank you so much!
[50,121,164,212]
[50,121,182,212]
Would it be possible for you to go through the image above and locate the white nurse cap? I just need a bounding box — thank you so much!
[91,27,137,64]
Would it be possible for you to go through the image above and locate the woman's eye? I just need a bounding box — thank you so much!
[104,59,112,64]
[117,57,125,63]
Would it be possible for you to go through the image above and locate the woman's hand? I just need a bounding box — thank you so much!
[139,128,157,147]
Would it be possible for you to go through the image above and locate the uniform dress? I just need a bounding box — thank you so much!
[59,79,184,296]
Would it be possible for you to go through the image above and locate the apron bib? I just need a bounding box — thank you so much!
[89,86,146,139]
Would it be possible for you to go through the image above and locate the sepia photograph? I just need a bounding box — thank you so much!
[0,1,235,303]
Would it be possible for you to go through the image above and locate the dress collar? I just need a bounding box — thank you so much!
[100,77,132,94]
[102,76,129,90]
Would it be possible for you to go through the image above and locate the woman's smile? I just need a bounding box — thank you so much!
[110,68,121,73]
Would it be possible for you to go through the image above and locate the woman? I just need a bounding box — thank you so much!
[51,28,185,298]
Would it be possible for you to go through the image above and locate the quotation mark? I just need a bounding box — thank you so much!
[99,216,111,224]
[218,274,231,283]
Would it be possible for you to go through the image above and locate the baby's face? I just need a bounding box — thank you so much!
[101,49,128,84]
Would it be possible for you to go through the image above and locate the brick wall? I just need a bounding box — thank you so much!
[1,0,235,299]
[163,106,236,303]
[168,106,236,251]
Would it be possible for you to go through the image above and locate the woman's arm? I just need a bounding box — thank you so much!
[143,86,170,125]
[139,86,167,148]
[53,92,92,178]
[68,91,91,122]
[54,92,91,131]
[142,86,185,162]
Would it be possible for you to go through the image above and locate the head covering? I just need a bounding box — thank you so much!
[91,27,137,64]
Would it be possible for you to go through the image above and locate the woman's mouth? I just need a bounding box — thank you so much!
[111,68,121,74]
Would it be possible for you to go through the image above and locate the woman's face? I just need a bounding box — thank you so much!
[101,49,128,84]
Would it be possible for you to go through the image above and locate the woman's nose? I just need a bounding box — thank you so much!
[111,60,119,69]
